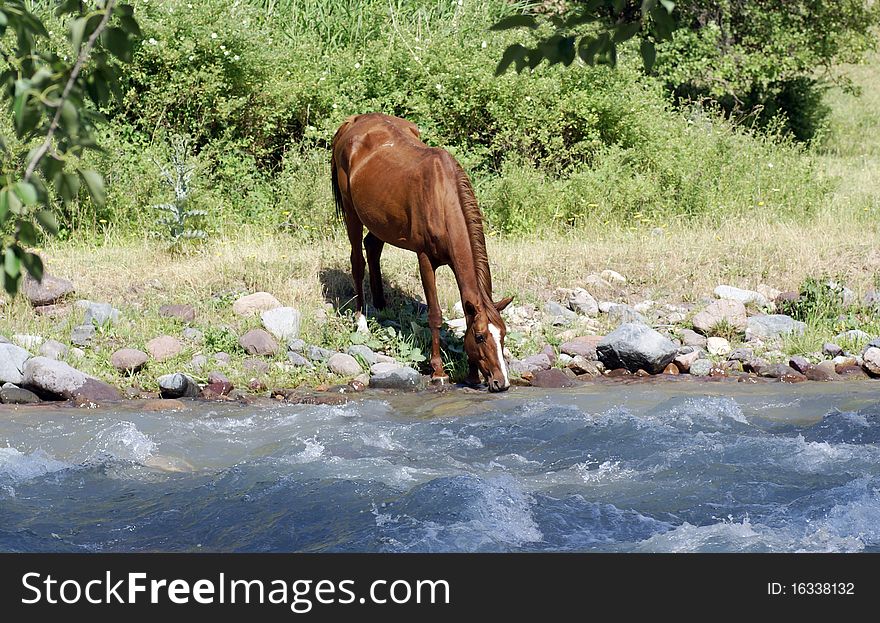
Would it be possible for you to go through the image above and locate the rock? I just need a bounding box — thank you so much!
[679,329,707,349]
[689,359,713,377]
[0,343,30,384]
[307,345,334,361]
[728,348,755,362]
[662,363,680,375]
[70,324,96,347]
[757,284,782,303]
[775,291,800,306]
[69,347,84,359]
[706,337,731,356]
[12,334,43,349]
[452,301,464,317]
[757,363,801,380]
[745,315,806,341]
[714,285,770,307]
[22,273,74,306]
[76,300,119,326]
[287,352,313,368]
[832,355,859,371]
[597,322,678,375]
[862,347,880,376]
[260,307,302,340]
[445,317,467,337]
[202,379,234,398]
[606,304,646,326]
[788,355,812,375]
[633,300,655,314]
[540,344,556,364]
[692,299,748,335]
[864,337,880,352]
[287,338,306,353]
[157,373,200,399]
[347,344,379,366]
[370,365,423,390]
[600,269,626,284]
[834,329,870,343]
[33,303,71,319]
[531,368,576,388]
[182,327,204,342]
[598,301,615,314]
[214,352,231,365]
[545,301,577,324]
[605,368,632,378]
[328,352,362,376]
[837,364,869,380]
[370,361,403,375]
[207,371,231,386]
[190,354,208,372]
[863,289,880,309]
[822,342,844,358]
[0,385,41,404]
[521,353,552,371]
[159,304,196,323]
[38,340,68,360]
[674,350,701,373]
[146,335,184,361]
[567,288,599,316]
[238,329,279,356]
[111,348,149,374]
[585,275,614,292]
[559,336,602,359]
[568,356,601,377]
[805,362,841,381]
[826,280,855,307]
[232,292,282,316]
[0,335,8,343]
[721,360,743,373]
[22,357,120,401]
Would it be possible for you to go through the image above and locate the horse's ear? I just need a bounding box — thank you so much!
[494,296,513,312]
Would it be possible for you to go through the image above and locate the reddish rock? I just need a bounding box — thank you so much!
[837,365,869,380]
[662,363,679,375]
[804,363,841,381]
[144,399,186,412]
[146,335,183,361]
[540,344,557,365]
[605,368,632,378]
[111,348,149,374]
[531,368,577,388]
[239,329,279,356]
[560,336,603,359]
[159,304,196,323]
[23,273,75,306]
[33,303,71,318]
[788,355,812,375]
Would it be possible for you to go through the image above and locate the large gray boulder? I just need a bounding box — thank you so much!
[0,343,31,385]
[567,288,599,316]
[23,273,74,306]
[157,373,200,399]
[745,315,806,341]
[597,322,678,374]
[370,365,423,390]
[22,357,120,402]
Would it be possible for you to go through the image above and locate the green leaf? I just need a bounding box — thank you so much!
[120,14,142,38]
[35,210,59,234]
[640,38,656,71]
[20,252,43,281]
[490,15,538,31]
[55,172,80,204]
[60,99,79,135]
[78,169,105,206]
[103,27,133,62]
[70,16,87,52]
[613,21,641,43]
[13,181,38,206]
[17,221,38,246]
[0,189,7,223]
[641,0,658,12]
[4,247,21,279]
[659,0,675,12]
[7,188,23,215]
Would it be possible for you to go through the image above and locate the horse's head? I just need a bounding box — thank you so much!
[463,296,514,392]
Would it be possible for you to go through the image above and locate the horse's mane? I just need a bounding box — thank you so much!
[454,163,495,309]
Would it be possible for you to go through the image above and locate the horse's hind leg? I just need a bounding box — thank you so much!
[364,232,386,310]
[343,209,368,331]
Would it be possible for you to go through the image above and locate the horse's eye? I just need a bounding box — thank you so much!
[475,333,486,344]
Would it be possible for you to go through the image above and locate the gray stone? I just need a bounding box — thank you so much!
[0,343,31,385]
[521,353,552,371]
[12,334,43,349]
[788,355,812,375]
[182,327,204,342]
[347,344,379,366]
[559,336,602,360]
[600,269,626,284]
[214,352,231,364]
[111,348,149,373]
[370,361,404,375]
[287,338,306,353]
[238,329,279,356]
[531,368,576,388]
[759,363,806,382]
[862,347,880,376]
[307,345,334,361]
[597,322,678,374]
[70,324,96,347]
[567,288,599,316]
[545,301,577,324]
[689,359,713,377]
[834,329,870,343]
[22,356,120,401]
[157,373,200,399]
[260,306,302,341]
[568,356,601,377]
[863,289,880,309]
[370,365,423,390]
[0,335,8,343]
[22,273,74,306]
[807,361,842,381]
[746,315,806,341]
[232,292,281,316]
[692,299,748,335]
[38,340,68,360]
[159,304,196,323]
[287,352,313,368]
[146,335,184,361]
[728,348,755,362]
[0,385,41,404]
[706,337,731,356]
[714,285,770,307]
[190,354,208,372]
[822,342,844,358]
[679,329,707,349]
[76,300,119,326]
[674,350,701,373]
[606,304,646,326]
[328,353,362,376]
[243,358,269,374]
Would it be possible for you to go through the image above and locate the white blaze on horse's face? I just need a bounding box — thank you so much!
[488,323,510,390]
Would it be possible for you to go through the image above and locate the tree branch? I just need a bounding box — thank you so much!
[23,0,116,183]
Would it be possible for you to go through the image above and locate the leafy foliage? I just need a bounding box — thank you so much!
[151,135,207,251]
[0,0,140,294]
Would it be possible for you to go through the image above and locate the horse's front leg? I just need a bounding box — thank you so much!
[417,253,448,382]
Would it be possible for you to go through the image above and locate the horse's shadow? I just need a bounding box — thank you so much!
[318,267,468,379]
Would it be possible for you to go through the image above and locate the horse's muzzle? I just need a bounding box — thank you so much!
[488,379,509,393]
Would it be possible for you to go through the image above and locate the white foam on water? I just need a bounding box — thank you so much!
[0,447,70,483]
[660,396,748,427]
[360,430,404,452]
[574,459,637,484]
[780,434,880,474]
[288,437,325,463]
[83,421,156,463]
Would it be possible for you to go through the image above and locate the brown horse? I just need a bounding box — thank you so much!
[331,113,512,392]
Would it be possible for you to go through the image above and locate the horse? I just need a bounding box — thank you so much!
[330,112,512,392]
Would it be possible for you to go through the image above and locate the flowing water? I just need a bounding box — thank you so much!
[2,381,880,553]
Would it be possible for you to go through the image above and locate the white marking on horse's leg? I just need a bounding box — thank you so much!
[356,313,370,335]
[488,323,509,388]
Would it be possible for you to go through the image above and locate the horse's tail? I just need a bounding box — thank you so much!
[330,116,357,220]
